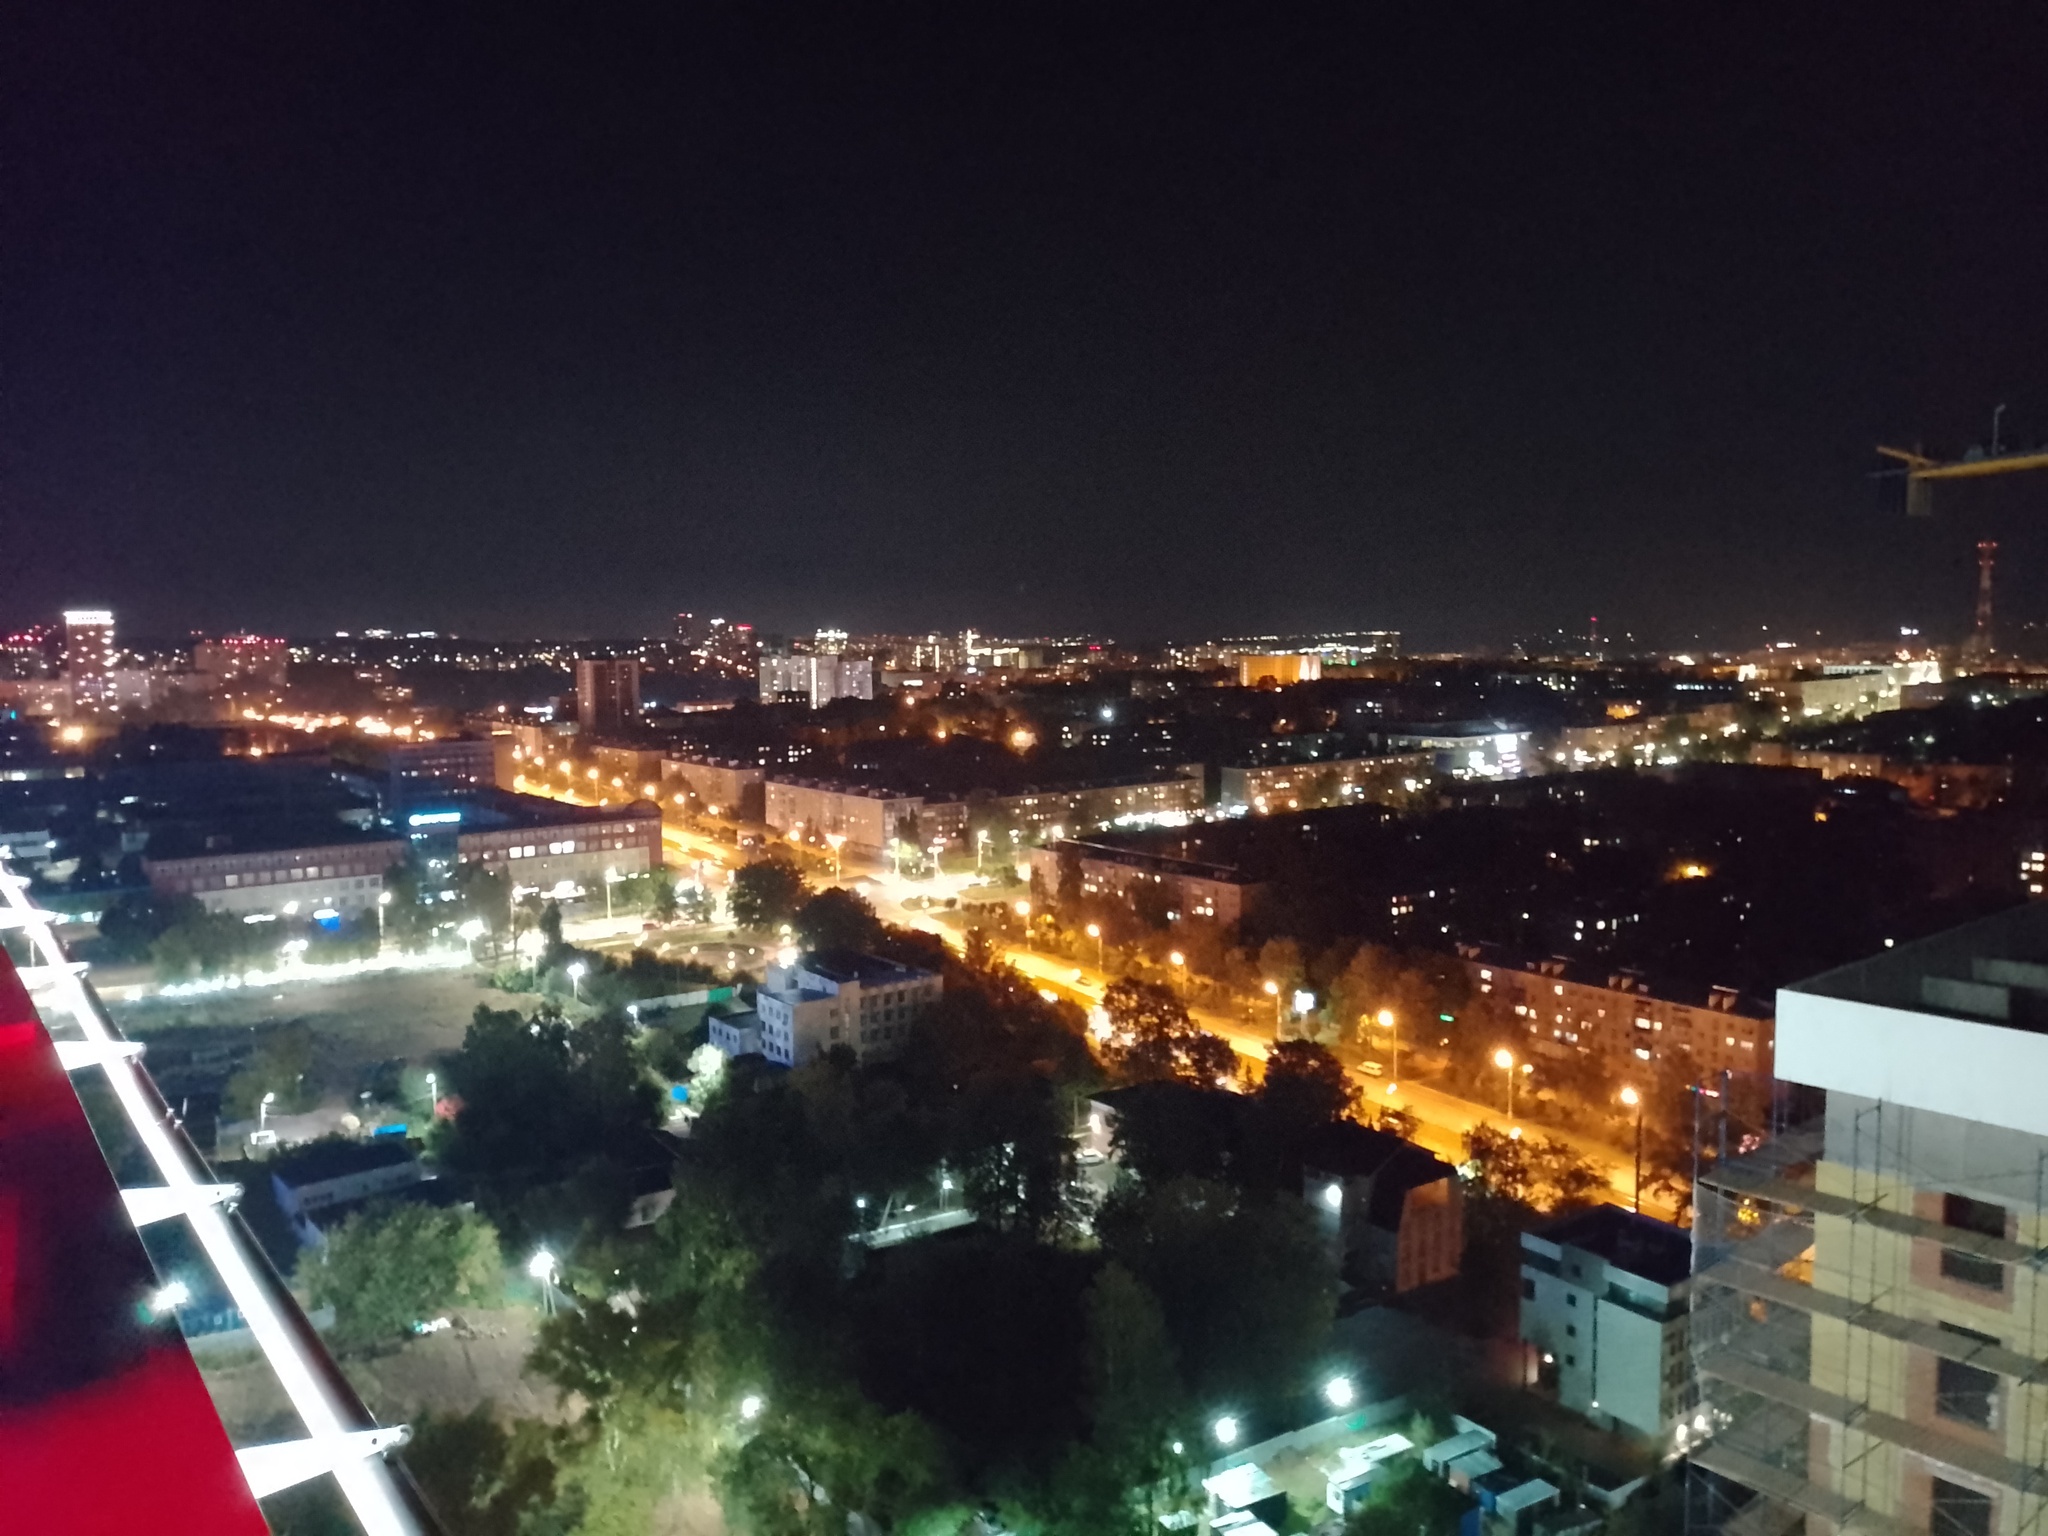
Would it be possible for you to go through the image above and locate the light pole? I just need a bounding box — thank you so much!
[259,1091,276,1133]
[1263,978,1282,1025]
[1085,923,1103,968]
[928,840,945,880]
[603,866,619,921]
[376,889,391,947]
[825,832,845,879]
[425,1071,438,1112]
[529,1249,558,1317]
[1620,1084,1644,1212]
[1015,900,1031,951]
[1376,1007,1399,1084]
[1494,1047,1517,1120]
[567,960,587,1002]
[975,828,988,871]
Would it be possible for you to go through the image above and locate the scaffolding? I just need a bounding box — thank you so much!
[1686,1095,2048,1536]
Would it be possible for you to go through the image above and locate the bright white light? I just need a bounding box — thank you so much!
[151,1279,191,1314]
[1213,1416,1239,1445]
[1324,1376,1355,1408]
[739,1394,764,1421]
[457,919,485,941]
[1171,1440,1185,1455]
[1292,989,1315,1015]
[1323,1183,1343,1211]
[528,1249,557,1281]
[282,901,300,916]
[566,962,587,980]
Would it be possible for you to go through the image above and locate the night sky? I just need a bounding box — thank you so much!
[8,7,2048,646]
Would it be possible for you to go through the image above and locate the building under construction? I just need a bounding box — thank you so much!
[1689,903,2048,1536]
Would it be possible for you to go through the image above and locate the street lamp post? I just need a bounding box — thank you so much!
[567,960,587,1002]
[376,889,391,947]
[425,1071,438,1112]
[1015,900,1032,951]
[825,832,845,879]
[1263,978,1282,1025]
[928,840,945,880]
[1620,1085,1644,1212]
[975,828,988,871]
[259,1091,276,1133]
[1494,1047,1517,1120]
[603,866,618,922]
[1085,923,1103,968]
[1376,1007,1400,1084]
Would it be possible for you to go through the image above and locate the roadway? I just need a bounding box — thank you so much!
[513,784,1662,1214]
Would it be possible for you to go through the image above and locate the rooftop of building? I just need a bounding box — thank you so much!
[1529,1204,1691,1287]
[1299,1120,1456,1229]
[410,787,661,831]
[1457,940,1773,1019]
[800,949,939,986]
[269,1136,418,1188]
[1785,897,2048,1029]
[1044,837,1258,885]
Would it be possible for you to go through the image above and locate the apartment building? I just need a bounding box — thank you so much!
[145,834,406,916]
[1219,752,1428,814]
[1029,838,1264,928]
[661,755,767,822]
[751,951,942,1068]
[765,779,926,857]
[1521,1206,1692,1442]
[1691,902,2048,1536]
[1461,944,1774,1084]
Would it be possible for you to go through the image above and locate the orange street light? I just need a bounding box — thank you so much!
[1620,1085,1645,1211]
[1494,1048,1517,1120]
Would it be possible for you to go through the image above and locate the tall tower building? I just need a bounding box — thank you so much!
[1971,540,1998,659]
[574,658,641,737]
[61,609,115,708]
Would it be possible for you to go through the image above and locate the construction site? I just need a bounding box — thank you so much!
[1686,901,2048,1536]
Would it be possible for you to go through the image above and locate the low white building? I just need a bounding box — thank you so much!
[753,951,941,1067]
[1520,1204,1692,1442]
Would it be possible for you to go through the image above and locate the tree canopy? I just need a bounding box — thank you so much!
[728,857,810,932]
[300,1201,502,1350]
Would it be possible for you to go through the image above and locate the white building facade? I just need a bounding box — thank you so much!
[753,952,942,1067]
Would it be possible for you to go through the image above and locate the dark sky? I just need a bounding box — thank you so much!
[8,6,2048,647]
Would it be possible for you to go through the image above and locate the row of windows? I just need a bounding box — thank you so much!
[223,867,377,889]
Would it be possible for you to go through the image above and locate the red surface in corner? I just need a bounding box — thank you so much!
[0,947,270,1535]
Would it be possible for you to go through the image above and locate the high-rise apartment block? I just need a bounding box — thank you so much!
[758,652,876,708]
[62,609,115,708]
[1692,903,2048,1536]
[574,658,641,736]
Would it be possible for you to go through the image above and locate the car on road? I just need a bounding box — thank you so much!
[1358,1059,1385,1077]
[1075,1146,1106,1166]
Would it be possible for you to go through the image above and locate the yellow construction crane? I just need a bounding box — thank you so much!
[1878,423,2048,517]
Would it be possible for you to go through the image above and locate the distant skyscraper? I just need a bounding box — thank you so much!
[61,609,114,708]
[574,658,641,736]
[674,611,704,645]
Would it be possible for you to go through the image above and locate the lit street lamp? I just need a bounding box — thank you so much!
[975,828,989,870]
[259,1090,276,1132]
[1263,978,1282,1025]
[739,1394,764,1422]
[1085,923,1103,968]
[1494,1048,1517,1120]
[1015,900,1032,951]
[425,1071,438,1111]
[825,832,846,878]
[567,960,587,1002]
[1324,1376,1356,1409]
[1620,1084,1645,1212]
[928,840,945,880]
[1375,1007,1400,1086]
[528,1249,559,1317]
[376,889,392,946]
[1212,1415,1239,1446]
[603,866,621,921]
